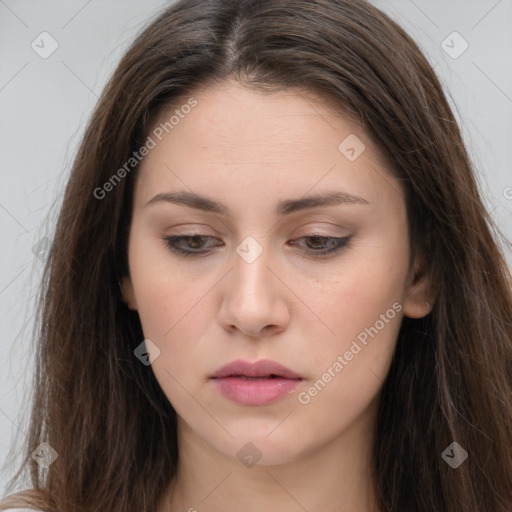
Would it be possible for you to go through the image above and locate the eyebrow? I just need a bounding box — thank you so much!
[144,190,369,216]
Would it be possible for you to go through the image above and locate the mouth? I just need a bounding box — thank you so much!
[210,359,303,380]
[221,375,289,379]
[210,359,304,406]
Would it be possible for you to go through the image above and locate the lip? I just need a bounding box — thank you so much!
[210,359,304,406]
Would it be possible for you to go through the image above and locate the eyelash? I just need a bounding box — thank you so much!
[163,233,351,259]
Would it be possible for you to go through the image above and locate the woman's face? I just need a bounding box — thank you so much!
[122,81,431,465]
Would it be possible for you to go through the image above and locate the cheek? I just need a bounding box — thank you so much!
[126,240,215,396]
[131,266,215,410]
[301,238,408,348]
[290,235,408,403]
[292,295,402,446]
[133,269,212,345]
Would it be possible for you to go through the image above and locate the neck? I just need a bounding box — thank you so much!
[158,398,380,512]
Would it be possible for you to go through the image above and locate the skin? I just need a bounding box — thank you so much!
[121,80,433,512]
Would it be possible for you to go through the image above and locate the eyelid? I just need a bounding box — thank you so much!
[165,221,349,236]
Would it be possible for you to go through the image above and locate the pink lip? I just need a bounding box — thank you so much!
[210,359,304,406]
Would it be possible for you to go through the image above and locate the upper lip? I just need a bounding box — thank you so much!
[210,359,303,379]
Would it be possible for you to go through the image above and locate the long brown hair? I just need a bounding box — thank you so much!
[2,0,511,510]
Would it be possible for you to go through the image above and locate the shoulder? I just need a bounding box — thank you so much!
[2,509,45,512]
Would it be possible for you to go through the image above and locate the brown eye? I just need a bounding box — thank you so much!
[164,234,221,256]
[289,235,351,257]
[164,234,351,259]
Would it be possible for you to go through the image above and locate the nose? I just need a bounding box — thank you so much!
[217,240,291,338]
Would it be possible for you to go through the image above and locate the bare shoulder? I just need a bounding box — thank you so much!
[1,509,45,512]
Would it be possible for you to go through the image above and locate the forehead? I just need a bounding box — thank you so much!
[134,81,403,212]
[153,82,365,155]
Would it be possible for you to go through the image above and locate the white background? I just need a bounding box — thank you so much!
[1,0,511,494]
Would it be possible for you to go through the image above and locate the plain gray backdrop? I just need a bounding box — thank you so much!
[1,0,511,494]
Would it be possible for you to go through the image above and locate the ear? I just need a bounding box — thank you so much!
[402,257,435,319]
[120,276,138,311]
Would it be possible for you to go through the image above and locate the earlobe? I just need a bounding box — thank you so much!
[120,276,138,311]
[402,260,435,319]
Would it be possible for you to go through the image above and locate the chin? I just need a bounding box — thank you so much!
[208,420,312,467]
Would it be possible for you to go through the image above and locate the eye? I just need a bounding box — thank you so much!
[288,234,351,257]
[163,233,351,258]
[164,234,220,257]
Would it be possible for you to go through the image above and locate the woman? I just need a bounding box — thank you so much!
[1,0,511,511]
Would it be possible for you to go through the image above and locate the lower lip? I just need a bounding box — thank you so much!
[211,376,302,406]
